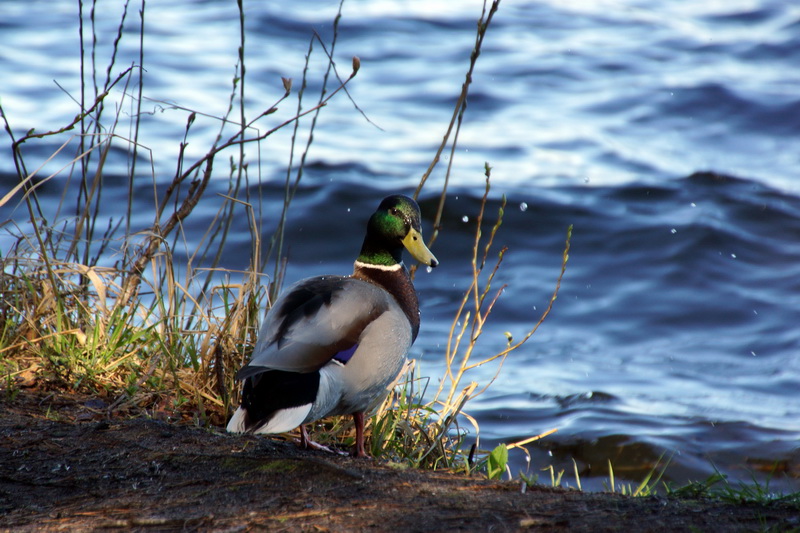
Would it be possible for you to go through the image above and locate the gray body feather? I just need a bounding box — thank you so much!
[228,275,412,433]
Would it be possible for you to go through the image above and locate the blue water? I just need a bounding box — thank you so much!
[2,0,799,491]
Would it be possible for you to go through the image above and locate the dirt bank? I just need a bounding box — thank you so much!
[1,391,797,532]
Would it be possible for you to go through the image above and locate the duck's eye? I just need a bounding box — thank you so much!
[389,207,400,216]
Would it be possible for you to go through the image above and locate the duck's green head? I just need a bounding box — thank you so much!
[358,195,439,268]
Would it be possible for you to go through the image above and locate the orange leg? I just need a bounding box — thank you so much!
[299,424,311,448]
[298,425,337,454]
[298,418,368,457]
[352,411,367,458]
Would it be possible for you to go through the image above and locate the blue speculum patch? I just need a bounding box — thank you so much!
[333,344,358,364]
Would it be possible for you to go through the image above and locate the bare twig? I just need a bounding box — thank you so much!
[413,0,502,248]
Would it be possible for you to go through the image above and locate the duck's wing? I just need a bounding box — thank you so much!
[236,276,392,380]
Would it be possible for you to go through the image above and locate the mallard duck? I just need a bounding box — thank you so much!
[226,194,438,457]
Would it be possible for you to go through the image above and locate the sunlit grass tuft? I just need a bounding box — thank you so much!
[605,452,671,497]
[666,464,800,508]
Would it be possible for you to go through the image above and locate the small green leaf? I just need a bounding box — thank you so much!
[487,443,508,480]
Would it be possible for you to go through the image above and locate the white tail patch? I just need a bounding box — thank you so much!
[253,404,313,434]
[226,404,313,435]
[226,407,249,433]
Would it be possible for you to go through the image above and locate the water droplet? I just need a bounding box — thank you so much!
[670,228,677,234]
[690,202,696,207]
[426,266,433,273]
[347,208,351,213]
[519,202,528,212]
[751,351,757,357]
[753,310,758,315]
[462,215,469,223]
[584,177,590,184]
[730,253,737,259]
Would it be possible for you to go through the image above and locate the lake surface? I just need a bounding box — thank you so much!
[2,0,799,491]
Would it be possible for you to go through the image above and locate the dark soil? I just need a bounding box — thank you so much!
[1,391,798,532]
